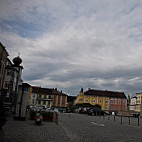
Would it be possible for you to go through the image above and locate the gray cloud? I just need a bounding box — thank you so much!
[1,0,142,96]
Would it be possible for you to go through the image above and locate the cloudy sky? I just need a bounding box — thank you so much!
[1,0,142,97]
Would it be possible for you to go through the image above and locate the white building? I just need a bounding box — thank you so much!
[129,96,137,111]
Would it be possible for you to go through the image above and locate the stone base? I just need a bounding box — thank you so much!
[14,117,26,121]
[0,130,4,142]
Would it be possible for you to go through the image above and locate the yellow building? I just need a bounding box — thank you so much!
[75,88,127,112]
[27,86,32,106]
[52,89,67,108]
[74,88,109,111]
[135,93,142,112]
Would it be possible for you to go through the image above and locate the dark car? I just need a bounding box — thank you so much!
[87,108,107,116]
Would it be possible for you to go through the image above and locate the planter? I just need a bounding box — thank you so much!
[43,116,53,121]
[0,130,4,142]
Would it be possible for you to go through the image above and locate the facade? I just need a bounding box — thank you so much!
[37,88,52,108]
[135,93,142,112]
[29,86,41,106]
[0,42,9,93]
[2,56,23,105]
[67,96,76,109]
[26,87,68,109]
[3,58,13,90]
[74,88,127,112]
[129,97,137,111]
[3,58,13,99]
[52,89,67,108]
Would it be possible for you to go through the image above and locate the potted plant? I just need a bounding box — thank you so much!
[42,111,53,121]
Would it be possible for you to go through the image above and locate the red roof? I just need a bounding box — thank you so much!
[84,89,126,99]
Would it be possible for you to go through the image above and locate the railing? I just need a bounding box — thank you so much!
[93,113,141,126]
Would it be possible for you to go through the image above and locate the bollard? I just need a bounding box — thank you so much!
[121,116,122,124]
[103,114,105,120]
[138,116,140,126]
[56,112,58,124]
[114,115,115,122]
[128,117,130,125]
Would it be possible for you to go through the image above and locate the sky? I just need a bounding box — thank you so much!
[1,0,142,97]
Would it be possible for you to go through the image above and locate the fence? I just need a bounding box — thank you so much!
[93,113,141,127]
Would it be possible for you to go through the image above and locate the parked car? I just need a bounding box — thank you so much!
[87,108,107,116]
[30,105,47,112]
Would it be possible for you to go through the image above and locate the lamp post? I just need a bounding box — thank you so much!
[12,56,23,119]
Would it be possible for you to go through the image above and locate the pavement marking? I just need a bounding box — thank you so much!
[91,122,105,127]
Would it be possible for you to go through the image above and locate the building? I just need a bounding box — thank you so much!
[135,93,142,112]
[3,56,23,107]
[29,86,41,106]
[67,96,76,109]
[129,96,137,111]
[74,88,127,112]
[52,88,68,109]
[2,58,13,100]
[0,42,9,94]
[37,88,52,108]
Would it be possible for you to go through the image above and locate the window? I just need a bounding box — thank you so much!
[32,100,34,104]
[4,81,9,88]
[79,99,83,102]
[38,94,41,98]
[123,101,125,104]
[93,99,96,103]
[7,70,11,76]
[118,101,121,104]
[62,96,65,101]
[105,106,108,110]
[106,100,108,104]
[48,96,51,99]
[111,100,113,104]
[48,102,50,106]
[43,101,46,105]
[100,100,102,103]
[118,107,120,111]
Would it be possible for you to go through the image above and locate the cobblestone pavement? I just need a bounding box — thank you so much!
[3,113,142,142]
[58,113,142,142]
[3,116,69,142]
